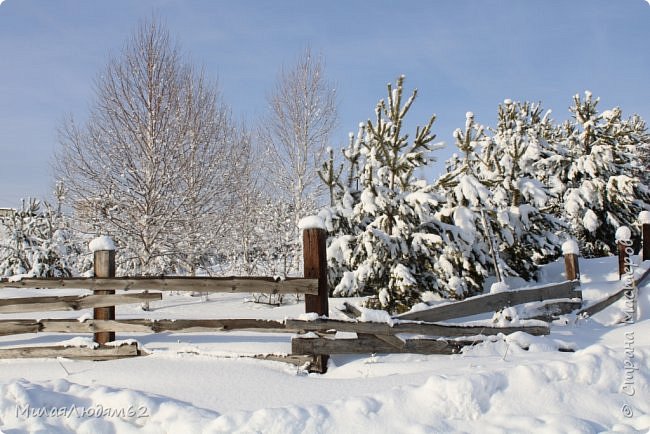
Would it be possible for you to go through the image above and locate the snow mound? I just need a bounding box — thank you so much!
[207,343,649,433]
[489,281,509,294]
[1,379,218,433]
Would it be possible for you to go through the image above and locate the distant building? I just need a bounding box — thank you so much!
[0,208,15,218]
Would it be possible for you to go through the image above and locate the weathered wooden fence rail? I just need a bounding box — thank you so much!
[0,276,319,294]
[0,214,648,372]
[396,280,582,323]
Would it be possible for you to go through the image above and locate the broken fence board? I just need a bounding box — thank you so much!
[0,343,141,360]
[397,280,581,323]
[0,276,318,295]
[285,318,549,337]
[0,292,162,314]
[524,300,583,322]
[292,334,469,355]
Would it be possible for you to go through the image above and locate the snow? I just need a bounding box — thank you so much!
[582,209,600,233]
[297,216,326,230]
[88,235,116,253]
[639,211,650,225]
[489,280,509,294]
[615,226,632,241]
[357,306,394,325]
[60,337,98,349]
[562,239,580,255]
[0,256,649,432]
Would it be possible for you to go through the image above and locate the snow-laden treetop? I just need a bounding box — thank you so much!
[89,235,116,252]
[298,215,326,230]
[615,226,632,242]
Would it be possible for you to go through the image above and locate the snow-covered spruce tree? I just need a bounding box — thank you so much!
[318,123,366,293]
[479,100,564,280]
[0,199,74,277]
[327,76,482,313]
[435,112,495,289]
[538,92,650,257]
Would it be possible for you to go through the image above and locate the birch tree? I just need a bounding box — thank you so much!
[54,19,246,274]
[260,48,338,226]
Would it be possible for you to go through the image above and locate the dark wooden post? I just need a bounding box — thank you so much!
[303,228,329,316]
[562,240,580,282]
[303,227,329,372]
[616,227,632,280]
[640,211,650,262]
[93,249,116,345]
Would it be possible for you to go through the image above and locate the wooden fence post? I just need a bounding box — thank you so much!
[303,228,329,316]
[562,240,580,282]
[93,246,116,345]
[616,227,633,280]
[640,211,650,262]
[303,227,329,373]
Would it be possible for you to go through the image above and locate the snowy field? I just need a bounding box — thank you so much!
[0,256,649,433]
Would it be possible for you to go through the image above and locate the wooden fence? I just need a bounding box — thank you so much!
[1,217,649,373]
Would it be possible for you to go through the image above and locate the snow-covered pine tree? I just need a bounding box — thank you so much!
[434,111,493,291]
[538,92,650,256]
[0,199,74,277]
[327,76,483,313]
[479,100,563,280]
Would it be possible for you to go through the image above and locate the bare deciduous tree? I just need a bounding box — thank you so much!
[259,48,338,225]
[55,19,246,274]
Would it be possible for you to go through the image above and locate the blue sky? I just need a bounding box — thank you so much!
[0,0,648,207]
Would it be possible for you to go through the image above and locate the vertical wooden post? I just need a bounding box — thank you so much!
[640,211,650,262]
[303,227,329,372]
[562,240,580,282]
[616,226,632,280]
[303,228,329,316]
[93,249,116,345]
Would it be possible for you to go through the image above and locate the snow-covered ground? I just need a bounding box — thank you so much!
[0,256,649,433]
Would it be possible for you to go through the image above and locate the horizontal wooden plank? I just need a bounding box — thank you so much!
[292,334,469,355]
[0,276,318,295]
[0,292,162,314]
[0,318,288,335]
[0,320,41,336]
[0,343,141,360]
[285,318,549,337]
[397,280,582,323]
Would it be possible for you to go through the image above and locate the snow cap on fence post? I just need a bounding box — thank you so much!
[640,211,650,261]
[615,226,632,242]
[298,215,326,231]
[616,226,632,280]
[89,235,116,252]
[562,239,580,282]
